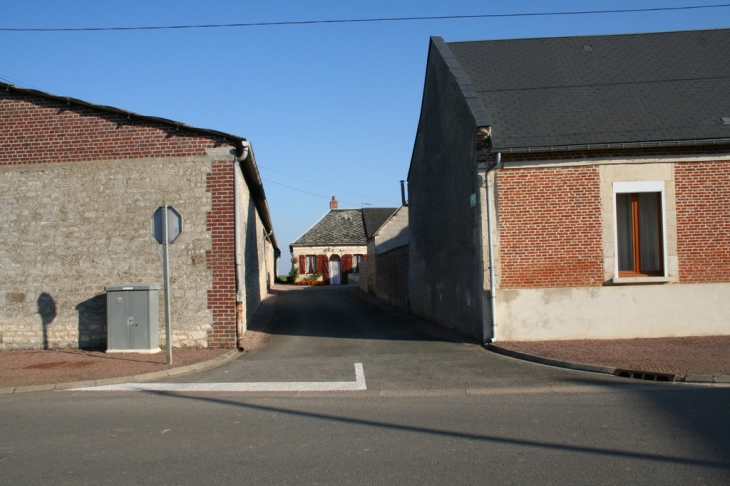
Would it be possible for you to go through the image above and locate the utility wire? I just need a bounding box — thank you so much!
[0,72,40,90]
[259,165,400,205]
[262,178,361,207]
[2,4,729,32]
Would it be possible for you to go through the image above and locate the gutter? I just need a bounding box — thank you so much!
[497,137,730,155]
[235,143,279,252]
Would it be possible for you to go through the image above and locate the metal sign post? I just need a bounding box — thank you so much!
[152,206,182,365]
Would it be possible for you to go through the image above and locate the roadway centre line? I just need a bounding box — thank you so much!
[71,363,366,392]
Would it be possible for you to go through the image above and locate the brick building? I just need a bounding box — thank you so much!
[291,197,396,285]
[408,29,730,342]
[0,83,279,350]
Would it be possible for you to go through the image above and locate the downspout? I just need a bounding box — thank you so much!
[485,152,500,342]
[263,229,274,290]
[234,141,250,350]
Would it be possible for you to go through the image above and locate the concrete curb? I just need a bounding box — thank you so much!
[486,344,730,385]
[0,349,242,396]
[485,344,617,375]
[682,374,730,384]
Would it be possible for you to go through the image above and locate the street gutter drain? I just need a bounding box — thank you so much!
[614,369,676,382]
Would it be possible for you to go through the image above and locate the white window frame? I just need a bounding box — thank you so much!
[612,181,668,279]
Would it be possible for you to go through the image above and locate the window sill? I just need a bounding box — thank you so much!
[611,276,676,285]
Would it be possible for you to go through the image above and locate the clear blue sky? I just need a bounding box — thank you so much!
[1,1,728,272]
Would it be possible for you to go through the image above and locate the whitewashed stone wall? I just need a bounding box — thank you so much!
[290,244,367,280]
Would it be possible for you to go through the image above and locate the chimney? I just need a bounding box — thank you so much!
[330,196,338,209]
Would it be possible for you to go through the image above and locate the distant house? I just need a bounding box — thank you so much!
[0,83,279,350]
[291,197,397,285]
[408,29,730,342]
[362,205,409,310]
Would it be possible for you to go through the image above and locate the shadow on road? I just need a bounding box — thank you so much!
[142,388,730,472]
[260,284,478,345]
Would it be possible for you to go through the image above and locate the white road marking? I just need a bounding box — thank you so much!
[72,363,367,392]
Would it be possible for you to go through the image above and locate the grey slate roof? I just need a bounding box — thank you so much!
[292,208,397,246]
[442,28,730,150]
[363,208,399,239]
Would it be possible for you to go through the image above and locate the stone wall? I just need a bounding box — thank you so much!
[0,90,276,350]
[290,244,367,281]
[0,154,217,350]
[373,207,409,256]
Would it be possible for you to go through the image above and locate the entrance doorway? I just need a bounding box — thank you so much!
[329,255,341,285]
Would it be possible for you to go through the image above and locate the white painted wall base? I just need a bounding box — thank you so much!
[495,282,730,341]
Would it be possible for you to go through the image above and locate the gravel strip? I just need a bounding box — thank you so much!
[0,348,230,388]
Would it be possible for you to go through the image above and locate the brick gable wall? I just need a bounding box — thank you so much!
[675,160,730,283]
[497,166,604,288]
[0,93,226,165]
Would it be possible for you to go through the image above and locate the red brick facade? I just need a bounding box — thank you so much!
[675,160,730,284]
[2,93,239,347]
[497,166,604,288]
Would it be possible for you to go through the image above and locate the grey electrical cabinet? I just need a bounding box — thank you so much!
[105,284,161,353]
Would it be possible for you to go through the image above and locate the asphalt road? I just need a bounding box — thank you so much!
[1,285,729,484]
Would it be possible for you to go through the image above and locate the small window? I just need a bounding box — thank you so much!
[614,182,665,277]
[305,255,317,274]
[353,254,363,273]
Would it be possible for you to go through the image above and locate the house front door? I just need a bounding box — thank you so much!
[329,261,341,285]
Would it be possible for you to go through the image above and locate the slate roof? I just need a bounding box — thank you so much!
[440,28,730,150]
[292,208,398,246]
[363,207,399,239]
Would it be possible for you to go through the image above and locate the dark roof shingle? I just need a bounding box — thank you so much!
[444,28,730,149]
[292,207,397,246]
[362,208,398,239]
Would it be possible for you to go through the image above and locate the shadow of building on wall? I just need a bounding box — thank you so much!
[37,292,57,350]
[76,294,107,350]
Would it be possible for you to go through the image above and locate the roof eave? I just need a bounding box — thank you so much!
[492,137,730,155]
[1,82,247,153]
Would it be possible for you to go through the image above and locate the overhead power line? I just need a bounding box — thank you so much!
[2,4,729,32]
[259,165,400,206]
[262,178,361,207]
[0,72,39,90]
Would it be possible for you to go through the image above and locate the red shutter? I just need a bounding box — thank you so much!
[320,255,330,283]
[299,255,305,273]
[363,254,368,261]
[341,254,353,273]
[341,254,352,284]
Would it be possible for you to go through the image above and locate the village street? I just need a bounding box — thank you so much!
[1,285,729,484]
